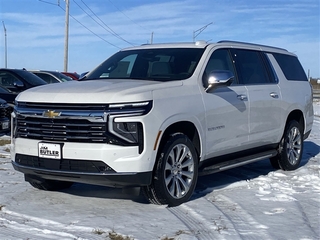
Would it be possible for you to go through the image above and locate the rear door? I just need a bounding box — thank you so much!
[230,49,282,146]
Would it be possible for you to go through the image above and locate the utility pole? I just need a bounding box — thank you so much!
[193,22,213,42]
[2,21,7,68]
[64,0,69,72]
[150,32,154,44]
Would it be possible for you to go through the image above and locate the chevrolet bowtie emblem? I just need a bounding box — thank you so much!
[43,110,60,118]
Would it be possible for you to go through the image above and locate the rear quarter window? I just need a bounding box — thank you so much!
[272,53,307,81]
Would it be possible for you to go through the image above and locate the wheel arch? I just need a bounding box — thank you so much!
[285,110,305,133]
[158,121,201,162]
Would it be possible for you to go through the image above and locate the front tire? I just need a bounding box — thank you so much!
[270,120,303,171]
[142,133,198,206]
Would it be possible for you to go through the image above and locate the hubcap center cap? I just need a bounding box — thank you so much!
[172,164,181,175]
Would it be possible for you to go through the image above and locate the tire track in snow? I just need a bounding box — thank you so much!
[293,198,319,237]
[168,193,274,240]
[0,207,104,240]
[206,194,273,240]
[167,203,220,240]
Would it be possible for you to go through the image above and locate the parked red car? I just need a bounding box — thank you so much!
[62,72,80,80]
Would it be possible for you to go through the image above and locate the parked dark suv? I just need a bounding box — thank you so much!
[0,98,11,135]
[0,68,47,94]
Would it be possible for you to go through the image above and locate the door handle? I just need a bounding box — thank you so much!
[237,94,247,101]
[270,92,279,98]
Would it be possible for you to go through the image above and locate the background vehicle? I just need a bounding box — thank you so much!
[0,98,11,135]
[79,71,89,79]
[0,86,18,106]
[29,70,73,83]
[11,41,313,206]
[62,72,79,80]
[0,68,47,93]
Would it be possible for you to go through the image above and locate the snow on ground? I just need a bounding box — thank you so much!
[0,102,319,240]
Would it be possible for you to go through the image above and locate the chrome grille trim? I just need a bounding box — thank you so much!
[14,101,152,144]
[16,115,107,143]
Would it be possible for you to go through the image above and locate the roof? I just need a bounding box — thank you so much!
[121,40,291,55]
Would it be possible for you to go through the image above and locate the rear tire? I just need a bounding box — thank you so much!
[25,175,73,191]
[142,133,198,206]
[270,120,303,171]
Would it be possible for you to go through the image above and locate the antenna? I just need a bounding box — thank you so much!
[193,22,213,42]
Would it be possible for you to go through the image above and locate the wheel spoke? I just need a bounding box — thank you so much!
[292,149,299,159]
[176,175,189,193]
[288,150,295,164]
[174,178,183,198]
[165,161,173,171]
[181,157,193,169]
[177,145,188,164]
[293,142,301,149]
[168,178,175,196]
[165,173,174,186]
[292,134,300,143]
[168,151,176,164]
[181,170,193,179]
[291,128,301,142]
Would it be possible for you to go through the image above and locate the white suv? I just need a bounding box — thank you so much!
[11,41,313,206]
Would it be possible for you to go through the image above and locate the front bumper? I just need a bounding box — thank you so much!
[12,158,152,188]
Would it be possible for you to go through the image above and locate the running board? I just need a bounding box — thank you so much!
[199,150,278,176]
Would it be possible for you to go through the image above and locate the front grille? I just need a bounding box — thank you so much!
[14,101,150,148]
[15,154,115,173]
[17,116,107,143]
[14,102,110,143]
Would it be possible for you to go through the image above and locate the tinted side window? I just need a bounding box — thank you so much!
[203,49,237,86]
[17,70,47,86]
[272,53,307,81]
[231,49,272,85]
[33,73,55,84]
[0,71,22,87]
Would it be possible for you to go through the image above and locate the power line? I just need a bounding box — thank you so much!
[38,0,59,6]
[78,0,135,46]
[39,0,122,49]
[57,4,121,49]
[107,0,148,31]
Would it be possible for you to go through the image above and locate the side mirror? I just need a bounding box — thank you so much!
[13,80,24,88]
[205,70,234,92]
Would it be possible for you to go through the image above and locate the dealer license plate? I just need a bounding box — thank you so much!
[38,142,61,159]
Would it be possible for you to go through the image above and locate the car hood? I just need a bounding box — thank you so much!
[16,79,183,103]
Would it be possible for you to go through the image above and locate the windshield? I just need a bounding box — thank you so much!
[18,70,47,86]
[52,72,73,82]
[84,48,205,81]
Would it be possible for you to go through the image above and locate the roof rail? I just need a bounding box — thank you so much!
[195,40,207,46]
[217,40,288,52]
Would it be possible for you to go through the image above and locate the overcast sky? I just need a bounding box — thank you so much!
[0,0,319,77]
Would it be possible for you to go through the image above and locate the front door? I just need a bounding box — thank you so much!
[201,48,249,159]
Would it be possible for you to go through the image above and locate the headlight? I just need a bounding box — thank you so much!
[108,118,144,153]
[106,101,151,151]
[112,121,140,143]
